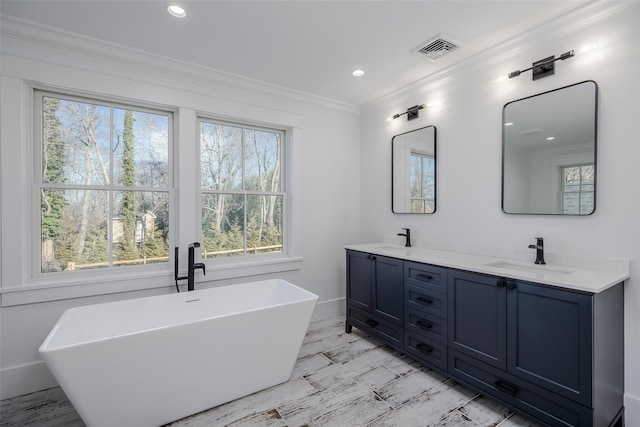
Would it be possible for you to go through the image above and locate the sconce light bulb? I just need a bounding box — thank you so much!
[492,75,508,85]
[578,40,599,54]
[385,116,394,122]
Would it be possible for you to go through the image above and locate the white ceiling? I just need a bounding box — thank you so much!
[0,1,589,106]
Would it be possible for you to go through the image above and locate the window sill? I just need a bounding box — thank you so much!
[0,255,303,307]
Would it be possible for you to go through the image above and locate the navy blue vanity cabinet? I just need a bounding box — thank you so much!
[403,262,449,371]
[346,250,404,349]
[448,269,625,427]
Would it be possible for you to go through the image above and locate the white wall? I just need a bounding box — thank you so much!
[0,17,360,399]
[360,2,640,424]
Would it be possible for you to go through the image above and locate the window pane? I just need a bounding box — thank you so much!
[247,195,283,254]
[200,122,243,190]
[41,189,109,272]
[580,192,594,214]
[113,109,169,188]
[421,157,435,199]
[202,193,245,258]
[113,191,169,266]
[42,97,110,186]
[244,129,281,192]
[563,192,580,214]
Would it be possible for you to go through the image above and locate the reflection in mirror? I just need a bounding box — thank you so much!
[502,81,597,215]
[392,126,436,214]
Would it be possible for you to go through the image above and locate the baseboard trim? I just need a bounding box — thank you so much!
[0,361,58,400]
[624,393,640,426]
[311,297,345,323]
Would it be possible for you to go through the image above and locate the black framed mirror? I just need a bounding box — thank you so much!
[502,81,598,215]
[392,126,436,214]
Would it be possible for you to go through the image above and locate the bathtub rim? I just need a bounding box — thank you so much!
[39,278,318,354]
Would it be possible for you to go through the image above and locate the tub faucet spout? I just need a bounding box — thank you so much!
[528,237,546,265]
[188,242,206,291]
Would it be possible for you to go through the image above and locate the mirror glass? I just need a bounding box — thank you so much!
[392,126,436,213]
[502,81,597,215]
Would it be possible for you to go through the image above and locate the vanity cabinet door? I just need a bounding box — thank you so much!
[448,270,507,370]
[346,250,373,312]
[507,280,593,406]
[372,255,404,324]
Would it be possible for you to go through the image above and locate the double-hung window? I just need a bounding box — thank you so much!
[199,119,285,259]
[34,91,172,275]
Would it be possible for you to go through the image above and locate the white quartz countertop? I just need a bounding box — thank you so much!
[345,243,629,294]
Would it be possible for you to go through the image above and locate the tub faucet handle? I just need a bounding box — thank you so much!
[194,262,205,276]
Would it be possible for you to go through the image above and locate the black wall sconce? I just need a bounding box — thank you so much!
[508,50,575,80]
[386,103,426,122]
[492,41,598,84]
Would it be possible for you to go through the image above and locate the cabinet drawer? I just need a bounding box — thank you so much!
[404,331,447,372]
[405,285,447,319]
[405,262,447,294]
[347,305,403,350]
[405,308,447,345]
[448,350,591,427]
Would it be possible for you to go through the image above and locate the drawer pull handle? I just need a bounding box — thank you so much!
[416,296,433,306]
[416,273,434,282]
[494,380,519,396]
[366,319,379,327]
[416,320,433,330]
[416,343,433,354]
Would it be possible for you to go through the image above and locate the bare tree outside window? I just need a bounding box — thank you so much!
[200,120,284,258]
[38,93,171,273]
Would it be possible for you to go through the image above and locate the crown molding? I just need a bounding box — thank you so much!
[0,15,359,116]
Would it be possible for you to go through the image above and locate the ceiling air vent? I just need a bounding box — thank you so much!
[414,34,460,61]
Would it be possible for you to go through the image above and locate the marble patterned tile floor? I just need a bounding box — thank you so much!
[1,316,542,427]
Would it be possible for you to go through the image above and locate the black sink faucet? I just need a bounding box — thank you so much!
[397,228,411,248]
[187,242,206,291]
[528,237,546,265]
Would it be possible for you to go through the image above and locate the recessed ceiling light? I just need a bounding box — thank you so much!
[504,122,514,126]
[168,5,187,18]
[352,69,365,77]
[546,136,556,141]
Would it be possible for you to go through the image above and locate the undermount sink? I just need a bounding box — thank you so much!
[485,261,573,277]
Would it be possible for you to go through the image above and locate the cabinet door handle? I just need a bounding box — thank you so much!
[506,281,516,290]
[415,296,433,306]
[497,279,506,288]
[494,380,519,396]
[366,319,379,327]
[416,273,434,282]
[416,343,433,354]
[416,320,433,331]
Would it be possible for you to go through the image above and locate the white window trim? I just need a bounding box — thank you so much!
[0,82,303,307]
[196,116,290,263]
[32,89,176,278]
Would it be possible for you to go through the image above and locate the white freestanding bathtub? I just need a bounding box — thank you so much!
[39,279,318,427]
